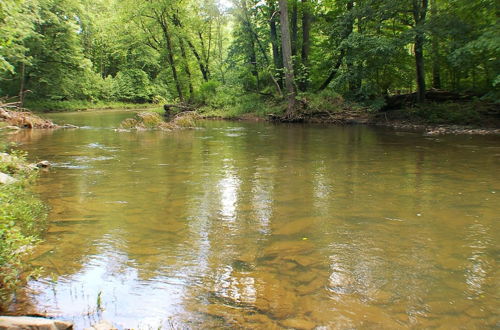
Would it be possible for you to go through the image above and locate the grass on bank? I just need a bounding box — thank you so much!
[24,99,157,113]
[0,145,47,309]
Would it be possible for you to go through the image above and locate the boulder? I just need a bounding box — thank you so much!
[0,316,73,330]
[0,172,17,185]
[36,160,51,168]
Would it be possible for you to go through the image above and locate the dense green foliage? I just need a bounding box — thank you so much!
[0,0,498,114]
[0,147,47,306]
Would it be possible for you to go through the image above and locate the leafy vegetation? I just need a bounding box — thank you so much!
[0,147,47,307]
[24,100,157,113]
[0,0,497,122]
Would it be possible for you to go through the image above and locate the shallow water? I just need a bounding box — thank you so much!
[9,110,500,328]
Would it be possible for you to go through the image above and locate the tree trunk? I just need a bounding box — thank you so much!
[19,62,26,107]
[300,0,311,92]
[268,1,283,88]
[317,50,345,91]
[242,0,259,87]
[291,0,298,57]
[318,1,354,92]
[413,0,428,103]
[160,18,184,102]
[178,37,193,101]
[187,40,210,82]
[171,14,210,82]
[198,32,211,79]
[250,38,259,86]
[430,0,441,89]
[279,0,296,116]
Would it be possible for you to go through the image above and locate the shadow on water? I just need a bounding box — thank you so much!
[8,111,500,328]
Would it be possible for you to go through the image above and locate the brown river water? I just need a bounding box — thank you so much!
[7,110,500,329]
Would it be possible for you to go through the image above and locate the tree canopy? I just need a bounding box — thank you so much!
[0,0,498,113]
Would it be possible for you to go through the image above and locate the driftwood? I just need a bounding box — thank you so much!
[382,89,478,111]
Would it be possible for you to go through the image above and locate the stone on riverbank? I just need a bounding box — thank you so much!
[0,316,73,330]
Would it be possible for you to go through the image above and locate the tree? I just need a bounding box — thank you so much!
[299,0,311,92]
[279,0,296,116]
[412,0,428,102]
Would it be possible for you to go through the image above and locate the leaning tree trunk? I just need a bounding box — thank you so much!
[171,14,210,82]
[413,0,428,103]
[160,18,184,102]
[279,0,296,116]
[178,37,194,101]
[318,0,354,92]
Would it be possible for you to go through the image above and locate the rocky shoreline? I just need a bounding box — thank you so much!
[0,107,77,130]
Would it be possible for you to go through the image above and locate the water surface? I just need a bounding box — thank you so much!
[10,110,500,328]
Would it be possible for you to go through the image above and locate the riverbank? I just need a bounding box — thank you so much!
[196,96,500,136]
[0,147,48,309]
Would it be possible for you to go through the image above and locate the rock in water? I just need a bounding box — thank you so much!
[36,160,51,168]
[0,172,17,185]
[84,320,117,330]
[0,316,73,330]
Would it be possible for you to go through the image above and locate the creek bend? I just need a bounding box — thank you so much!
[10,110,500,328]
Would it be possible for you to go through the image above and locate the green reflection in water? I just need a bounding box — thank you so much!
[10,111,500,329]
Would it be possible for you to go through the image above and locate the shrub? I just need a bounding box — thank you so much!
[304,89,345,113]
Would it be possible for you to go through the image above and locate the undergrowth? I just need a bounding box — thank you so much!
[25,100,156,113]
[404,102,485,125]
[0,146,47,309]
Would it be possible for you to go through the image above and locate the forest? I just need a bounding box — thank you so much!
[0,0,498,121]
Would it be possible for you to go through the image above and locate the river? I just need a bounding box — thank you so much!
[9,110,500,328]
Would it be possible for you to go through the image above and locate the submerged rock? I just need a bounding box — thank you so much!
[36,160,51,168]
[280,317,316,330]
[84,320,117,330]
[2,125,21,130]
[0,316,73,330]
